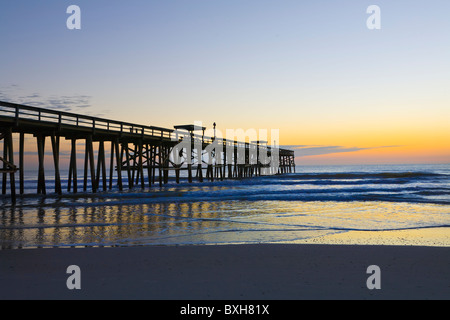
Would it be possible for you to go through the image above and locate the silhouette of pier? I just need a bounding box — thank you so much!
[0,101,295,203]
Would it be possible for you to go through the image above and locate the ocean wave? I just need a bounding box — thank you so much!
[1,170,449,207]
[4,189,448,208]
[276,172,446,180]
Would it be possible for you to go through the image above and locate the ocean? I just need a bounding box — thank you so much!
[1,164,449,249]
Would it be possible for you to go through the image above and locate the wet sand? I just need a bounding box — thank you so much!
[295,227,450,247]
[1,243,449,300]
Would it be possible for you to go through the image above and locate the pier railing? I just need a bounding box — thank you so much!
[0,100,174,139]
[0,100,292,155]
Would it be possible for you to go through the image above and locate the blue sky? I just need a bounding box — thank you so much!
[1,1,449,164]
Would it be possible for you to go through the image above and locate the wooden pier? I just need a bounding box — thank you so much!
[0,101,295,203]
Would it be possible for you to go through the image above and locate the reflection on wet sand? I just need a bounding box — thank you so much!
[1,194,449,249]
[0,198,243,249]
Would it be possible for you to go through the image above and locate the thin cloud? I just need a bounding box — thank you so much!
[0,85,93,113]
[282,145,402,157]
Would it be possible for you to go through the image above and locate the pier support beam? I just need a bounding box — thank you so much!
[109,140,115,190]
[1,128,17,203]
[145,143,152,188]
[8,130,16,203]
[114,138,123,191]
[68,138,78,193]
[86,135,96,193]
[19,132,24,195]
[123,142,133,189]
[36,134,46,195]
[137,139,145,189]
[2,132,7,195]
[50,133,62,195]
[96,139,107,191]
[197,148,203,183]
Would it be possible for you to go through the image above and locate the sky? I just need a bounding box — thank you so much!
[1,0,449,166]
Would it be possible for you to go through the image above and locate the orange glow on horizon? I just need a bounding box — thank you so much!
[295,145,450,166]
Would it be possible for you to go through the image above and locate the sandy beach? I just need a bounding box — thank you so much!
[1,242,449,300]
